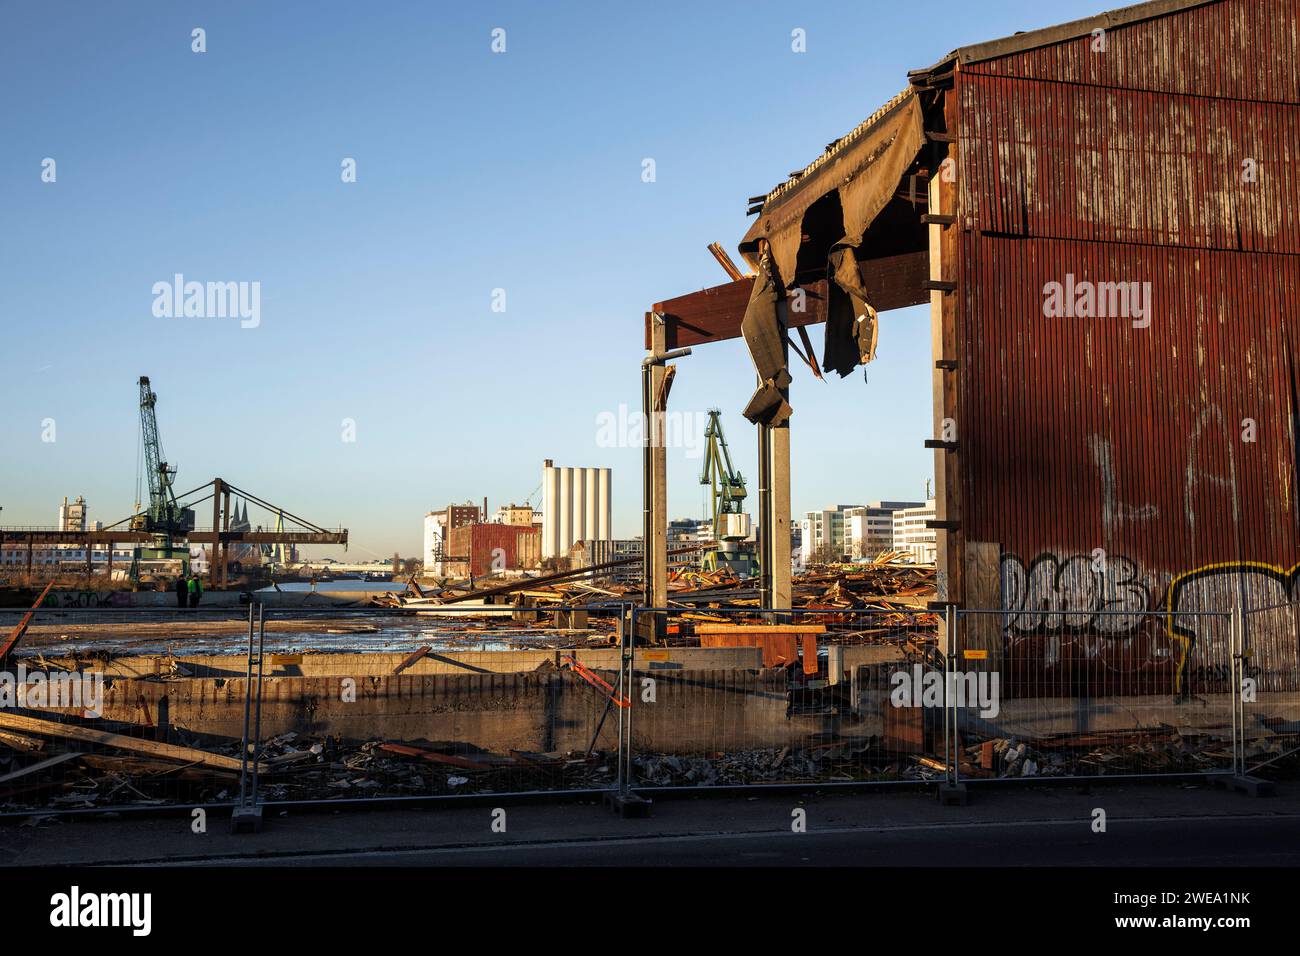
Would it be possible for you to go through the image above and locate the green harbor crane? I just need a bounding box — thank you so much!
[699,409,757,576]
[128,376,195,580]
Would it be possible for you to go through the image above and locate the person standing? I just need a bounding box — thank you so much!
[187,574,203,609]
[175,576,187,608]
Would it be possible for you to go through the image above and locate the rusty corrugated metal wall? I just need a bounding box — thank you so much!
[950,0,1300,691]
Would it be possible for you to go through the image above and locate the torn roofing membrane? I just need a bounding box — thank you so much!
[735,91,925,408]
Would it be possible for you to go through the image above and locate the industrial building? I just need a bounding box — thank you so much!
[492,504,540,527]
[444,523,541,578]
[540,461,612,561]
[58,496,87,533]
[643,0,1298,678]
[422,502,481,576]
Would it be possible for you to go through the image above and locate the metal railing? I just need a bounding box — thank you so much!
[1241,599,1300,774]
[622,605,947,792]
[954,608,1237,781]
[1,599,1295,821]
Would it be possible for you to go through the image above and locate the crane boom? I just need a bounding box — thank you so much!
[131,376,194,535]
[698,410,756,575]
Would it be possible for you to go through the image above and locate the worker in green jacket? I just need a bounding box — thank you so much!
[187,574,203,609]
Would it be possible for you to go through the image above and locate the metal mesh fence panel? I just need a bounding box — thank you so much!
[1242,600,1300,774]
[0,600,632,816]
[626,606,948,790]
[956,608,1235,780]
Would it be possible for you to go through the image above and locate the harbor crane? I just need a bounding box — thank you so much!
[128,376,195,577]
[699,409,757,576]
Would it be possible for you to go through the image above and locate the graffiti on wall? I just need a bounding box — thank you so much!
[997,552,1299,692]
[39,591,134,609]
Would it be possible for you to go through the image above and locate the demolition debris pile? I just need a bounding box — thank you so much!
[372,560,938,645]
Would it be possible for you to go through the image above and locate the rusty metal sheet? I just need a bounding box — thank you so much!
[740,91,924,285]
[957,72,1300,253]
[943,0,1300,695]
[648,253,928,350]
[965,0,1300,104]
[956,230,1300,693]
[447,524,540,577]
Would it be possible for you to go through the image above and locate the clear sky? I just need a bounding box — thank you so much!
[0,0,1105,559]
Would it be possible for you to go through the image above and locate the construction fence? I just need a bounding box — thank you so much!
[1,599,1298,818]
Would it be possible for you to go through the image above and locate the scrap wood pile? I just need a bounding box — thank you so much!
[957,729,1239,779]
[672,564,938,645]
[0,710,259,812]
[252,735,616,799]
[0,714,621,810]
[370,561,934,611]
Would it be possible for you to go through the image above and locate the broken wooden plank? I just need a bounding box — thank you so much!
[0,751,79,785]
[0,712,256,773]
[392,645,432,675]
[378,743,494,770]
[0,581,55,664]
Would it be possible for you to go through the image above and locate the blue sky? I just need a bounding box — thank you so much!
[0,0,1105,558]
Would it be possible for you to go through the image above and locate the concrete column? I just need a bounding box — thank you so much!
[770,422,792,610]
[650,318,668,614]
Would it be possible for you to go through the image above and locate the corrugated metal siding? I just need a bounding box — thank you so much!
[960,233,1300,569]
[448,524,541,577]
[950,0,1300,693]
[959,72,1300,253]
[967,0,1300,104]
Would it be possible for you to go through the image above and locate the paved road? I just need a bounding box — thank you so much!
[164,812,1300,867]
[11,781,1299,868]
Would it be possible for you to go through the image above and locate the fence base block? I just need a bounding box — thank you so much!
[604,790,653,818]
[1228,775,1275,798]
[937,782,970,806]
[231,805,264,833]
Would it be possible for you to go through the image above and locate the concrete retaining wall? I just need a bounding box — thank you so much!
[26,665,840,756]
[86,646,765,680]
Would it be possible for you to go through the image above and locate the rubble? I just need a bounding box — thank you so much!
[960,731,1238,778]
[367,561,938,649]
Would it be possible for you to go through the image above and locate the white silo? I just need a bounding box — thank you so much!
[597,468,612,540]
[558,467,573,559]
[573,466,587,544]
[541,461,557,558]
[583,468,599,544]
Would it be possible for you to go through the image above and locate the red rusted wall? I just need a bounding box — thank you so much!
[448,524,541,577]
[950,0,1300,692]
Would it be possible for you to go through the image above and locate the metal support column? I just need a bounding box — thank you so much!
[939,605,969,804]
[233,600,265,832]
[221,486,231,590]
[756,378,791,613]
[640,313,689,642]
[209,477,223,590]
[605,601,650,817]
